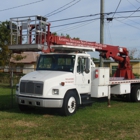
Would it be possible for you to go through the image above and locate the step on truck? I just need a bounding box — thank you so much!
[8,15,140,116]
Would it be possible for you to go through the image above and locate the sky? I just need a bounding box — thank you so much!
[0,0,140,58]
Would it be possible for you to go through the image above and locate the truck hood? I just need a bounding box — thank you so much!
[20,70,74,82]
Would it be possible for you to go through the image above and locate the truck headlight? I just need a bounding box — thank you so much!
[53,89,59,95]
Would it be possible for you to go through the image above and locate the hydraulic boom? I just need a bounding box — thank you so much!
[9,15,135,79]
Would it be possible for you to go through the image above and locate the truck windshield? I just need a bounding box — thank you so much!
[36,54,75,72]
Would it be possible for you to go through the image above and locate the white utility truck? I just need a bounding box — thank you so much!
[8,16,140,116]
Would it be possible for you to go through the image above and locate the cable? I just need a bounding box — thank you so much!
[55,19,97,33]
[121,6,140,21]
[105,21,113,45]
[121,0,140,21]
[45,0,76,16]
[112,0,122,18]
[126,18,140,26]
[48,13,100,22]
[48,10,140,23]
[53,15,140,34]
[51,17,100,28]
[52,15,140,28]
[54,12,98,33]
[45,0,81,17]
[50,15,140,30]
[127,0,137,8]
[115,13,140,25]
[114,15,140,19]
[115,19,140,30]
[0,0,45,12]
[136,0,140,3]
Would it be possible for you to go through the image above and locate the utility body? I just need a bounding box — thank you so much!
[9,15,140,116]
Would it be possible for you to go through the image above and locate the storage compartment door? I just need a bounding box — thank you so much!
[91,85,109,98]
[111,83,130,95]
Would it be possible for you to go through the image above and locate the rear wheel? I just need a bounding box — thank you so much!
[61,91,78,116]
[131,85,140,102]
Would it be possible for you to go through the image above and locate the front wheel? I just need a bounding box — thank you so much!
[131,85,140,102]
[61,91,78,116]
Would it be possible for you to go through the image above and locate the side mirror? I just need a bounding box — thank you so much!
[85,58,90,73]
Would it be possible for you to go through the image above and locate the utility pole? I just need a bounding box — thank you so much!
[99,0,104,67]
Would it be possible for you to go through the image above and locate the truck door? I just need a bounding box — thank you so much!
[75,56,91,93]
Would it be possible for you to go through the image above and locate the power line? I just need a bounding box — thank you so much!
[115,13,140,25]
[45,0,76,17]
[55,19,97,33]
[112,0,122,18]
[123,6,140,20]
[51,14,140,35]
[112,9,140,14]
[136,0,140,3]
[48,13,100,22]
[51,17,100,28]
[127,0,137,8]
[54,12,98,33]
[0,0,45,12]
[105,21,113,45]
[114,15,140,19]
[51,15,140,29]
[45,0,81,17]
[49,9,140,23]
[125,18,140,25]
[115,19,140,30]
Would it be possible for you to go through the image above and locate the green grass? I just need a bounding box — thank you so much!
[0,85,140,140]
[0,84,15,109]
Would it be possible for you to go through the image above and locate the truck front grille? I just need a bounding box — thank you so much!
[20,81,43,95]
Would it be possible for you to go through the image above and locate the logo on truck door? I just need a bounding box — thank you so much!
[65,78,74,83]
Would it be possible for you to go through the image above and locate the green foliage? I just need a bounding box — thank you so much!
[92,57,99,61]
[133,73,140,78]
[52,32,57,36]
[60,33,64,37]
[12,54,26,61]
[73,37,80,40]
[0,21,26,68]
[128,48,140,60]
[66,34,70,38]
[55,33,80,40]
[0,21,11,66]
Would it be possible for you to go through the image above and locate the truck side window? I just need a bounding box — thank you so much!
[77,57,86,73]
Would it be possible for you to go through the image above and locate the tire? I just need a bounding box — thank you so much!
[131,85,140,102]
[61,91,78,116]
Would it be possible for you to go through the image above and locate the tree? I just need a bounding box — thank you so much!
[0,21,11,66]
[128,48,140,60]
[0,21,27,86]
[52,32,79,40]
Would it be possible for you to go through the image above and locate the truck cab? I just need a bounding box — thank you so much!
[16,53,95,116]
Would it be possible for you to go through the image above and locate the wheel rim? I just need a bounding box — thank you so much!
[137,89,140,101]
[67,97,76,113]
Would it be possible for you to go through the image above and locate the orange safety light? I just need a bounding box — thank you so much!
[95,69,98,78]
[61,82,65,86]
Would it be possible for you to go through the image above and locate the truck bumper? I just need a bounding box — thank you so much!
[16,95,63,108]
